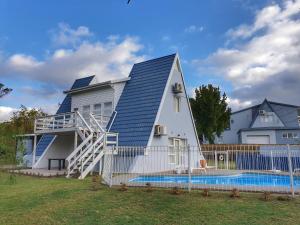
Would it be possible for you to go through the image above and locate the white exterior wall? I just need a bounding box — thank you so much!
[34,134,74,169]
[113,82,126,109]
[221,109,253,144]
[71,87,114,113]
[71,82,126,113]
[150,68,199,147]
[129,58,202,172]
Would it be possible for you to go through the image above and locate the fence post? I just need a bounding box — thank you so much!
[287,144,294,197]
[109,147,114,188]
[214,151,218,170]
[188,145,191,192]
[226,151,229,170]
[270,150,274,171]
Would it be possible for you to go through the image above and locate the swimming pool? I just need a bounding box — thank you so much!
[129,173,300,188]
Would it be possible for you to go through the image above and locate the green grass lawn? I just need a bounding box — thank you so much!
[0,172,299,225]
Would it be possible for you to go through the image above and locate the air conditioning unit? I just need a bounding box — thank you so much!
[259,110,266,115]
[172,83,183,94]
[154,125,167,136]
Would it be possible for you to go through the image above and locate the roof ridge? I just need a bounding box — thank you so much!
[133,53,176,66]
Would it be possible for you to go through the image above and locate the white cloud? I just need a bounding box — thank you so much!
[0,106,17,122]
[0,23,146,116]
[227,97,253,111]
[7,54,43,71]
[1,24,145,89]
[194,0,300,107]
[51,22,93,46]
[184,25,204,33]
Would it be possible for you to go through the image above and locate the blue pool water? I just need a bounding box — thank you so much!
[129,173,300,188]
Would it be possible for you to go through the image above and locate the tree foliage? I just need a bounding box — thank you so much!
[0,83,12,98]
[0,106,46,164]
[190,84,231,144]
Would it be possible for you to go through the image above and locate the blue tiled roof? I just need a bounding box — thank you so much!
[35,76,94,157]
[35,134,56,156]
[110,54,176,146]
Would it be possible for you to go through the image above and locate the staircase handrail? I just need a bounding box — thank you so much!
[90,113,105,133]
[75,111,92,131]
[66,111,93,168]
[107,111,117,132]
[66,133,93,165]
[79,133,105,167]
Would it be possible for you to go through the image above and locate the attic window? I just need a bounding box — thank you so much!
[174,96,180,112]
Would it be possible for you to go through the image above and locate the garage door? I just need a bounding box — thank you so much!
[246,135,270,144]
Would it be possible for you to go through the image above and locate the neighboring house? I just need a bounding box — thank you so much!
[217,99,300,144]
[24,53,202,178]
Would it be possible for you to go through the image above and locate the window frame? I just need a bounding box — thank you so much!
[103,102,113,116]
[93,103,102,116]
[174,96,180,113]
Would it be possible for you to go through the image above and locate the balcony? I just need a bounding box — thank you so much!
[34,111,113,134]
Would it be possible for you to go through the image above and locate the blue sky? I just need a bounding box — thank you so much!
[1,0,300,121]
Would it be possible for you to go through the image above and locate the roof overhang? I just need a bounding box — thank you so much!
[64,77,130,94]
[237,127,300,134]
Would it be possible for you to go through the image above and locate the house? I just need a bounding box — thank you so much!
[24,53,202,178]
[217,99,300,144]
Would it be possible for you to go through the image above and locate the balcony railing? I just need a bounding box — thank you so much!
[34,111,114,134]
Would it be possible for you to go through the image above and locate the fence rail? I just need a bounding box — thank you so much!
[102,145,300,195]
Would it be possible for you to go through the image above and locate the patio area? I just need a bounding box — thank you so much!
[12,168,67,177]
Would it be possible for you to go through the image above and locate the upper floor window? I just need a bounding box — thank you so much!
[174,96,180,112]
[282,132,298,139]
[82,105,91,121]
[93,104,101,116]
[103,102,112,116]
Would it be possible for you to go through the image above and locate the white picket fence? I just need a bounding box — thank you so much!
[101,145,300,195]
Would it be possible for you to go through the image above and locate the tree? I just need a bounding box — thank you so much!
[190,84,231,144]
[0,106,47,165]
[10,105,47,134]
[0,83,12,98]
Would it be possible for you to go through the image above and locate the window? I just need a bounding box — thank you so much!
[103,102,112,116]
[82,105,91,121]
[282,132,299,139]
[231,119,234,124]
[168,138,186,165]
[93,104,101,116]
[174,97,180,112]
[73,108,78,112]
[168,139,176,164]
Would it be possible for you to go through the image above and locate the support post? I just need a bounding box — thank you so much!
[74,131,78,149]
[287,144,295,197]
[109,146,114,188]
[188,145,192,192]
[32,134,37,168]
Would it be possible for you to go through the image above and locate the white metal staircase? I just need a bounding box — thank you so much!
[67,112,118,179]
[35,111,118,179]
